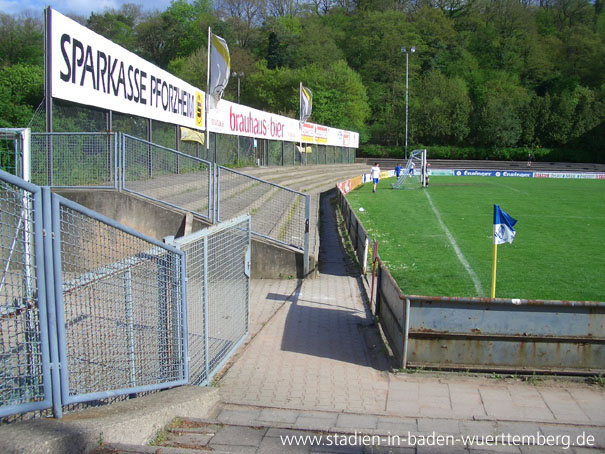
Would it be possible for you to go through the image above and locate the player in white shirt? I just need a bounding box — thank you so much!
[370,162,380,193]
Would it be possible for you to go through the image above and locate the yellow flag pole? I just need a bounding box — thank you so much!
[490,234,498,299]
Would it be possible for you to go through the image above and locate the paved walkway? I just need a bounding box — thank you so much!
[217,191,605,453]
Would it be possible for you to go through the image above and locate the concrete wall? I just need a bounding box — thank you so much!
[55,189,310,279]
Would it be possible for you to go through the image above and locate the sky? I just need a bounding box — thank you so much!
[0,0,173,19]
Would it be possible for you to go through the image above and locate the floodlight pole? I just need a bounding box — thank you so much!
[402,46,415,160]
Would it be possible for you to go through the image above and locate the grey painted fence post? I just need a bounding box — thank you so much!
[402,298,410,370]
[304,195,310,276]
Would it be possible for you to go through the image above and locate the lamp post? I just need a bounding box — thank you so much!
[232,71,244,104]
[401,46,415,160]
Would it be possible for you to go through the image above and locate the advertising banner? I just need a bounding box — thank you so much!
[454,170,533,178]
[327,127,359,148]
[208,99,300,142]
[315,125,328,144]
[301,122,315,143]
[49,8,205,130]
[533,172,605,179]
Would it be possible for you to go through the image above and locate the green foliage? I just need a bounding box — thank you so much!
[414,71,471,144]
[245,60,370,136]
[1,0,604,162]
[0,14,44,68]
[0,64,43,128]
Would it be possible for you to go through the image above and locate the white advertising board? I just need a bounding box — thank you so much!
[49,8,205,130]
[208,99,300,142]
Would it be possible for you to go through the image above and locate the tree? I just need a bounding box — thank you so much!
[86,5,141,50]
[217,0,267,48]
[267,0,301,16]
[0,13,43,68]
[244,60,369,135]
[267,32,283,68]
[136,0,211,67]
[468,70,529,147]
[0,64,43,128]
[414,71,471,144]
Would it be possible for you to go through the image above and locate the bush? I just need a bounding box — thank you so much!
[358,143,603,163]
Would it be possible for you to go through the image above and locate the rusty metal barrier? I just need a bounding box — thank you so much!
[397,293,605,374]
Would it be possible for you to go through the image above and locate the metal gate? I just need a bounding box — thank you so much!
[166,215,250,385]
[0,168,188,419]
[0,171,53,418]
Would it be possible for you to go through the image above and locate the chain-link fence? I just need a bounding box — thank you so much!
[0,170,52,418]
[0,129,27,178]
[218,166,309,253]
[168,215,250,385]
[30,132,117,188]
[122,134,213,221]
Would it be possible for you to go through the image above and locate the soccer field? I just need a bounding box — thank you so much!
[345,176,605,301]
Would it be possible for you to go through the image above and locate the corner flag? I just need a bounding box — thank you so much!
[493,205,517,245]
[491,204,517,298]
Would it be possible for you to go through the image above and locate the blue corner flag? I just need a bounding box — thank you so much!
[493,205,517,245]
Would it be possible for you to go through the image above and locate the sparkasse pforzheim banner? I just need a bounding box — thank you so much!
[49,8,205,130]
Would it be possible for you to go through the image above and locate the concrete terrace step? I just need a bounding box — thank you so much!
[239,164,369,185]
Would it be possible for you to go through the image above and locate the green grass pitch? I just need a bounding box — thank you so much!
[345,176,605,301]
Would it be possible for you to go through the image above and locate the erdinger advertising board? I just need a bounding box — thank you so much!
[48,8,205,130]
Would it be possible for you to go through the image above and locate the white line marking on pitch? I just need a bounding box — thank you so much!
[424,190,485,296]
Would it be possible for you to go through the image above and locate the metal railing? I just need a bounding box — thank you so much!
[1,154,255,420]
[28,131,310,273]
[52,194,188,407]
[218,166,310,254]
[0,170,52,418]
[121,134,213,221]
[166,215,250,385]
[0,129,30,179]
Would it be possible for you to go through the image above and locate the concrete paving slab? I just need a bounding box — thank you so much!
[467,447,522,453]
[208,425,266,448]
[215,407,262,425]
[162,432,214,448]
[336,413,379,431]
[258,434,313,453]
[416,446,468,454]
[295,413,340,431]
[417,418,460,435]
[375,416,418,435]
[258,408,300,424]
